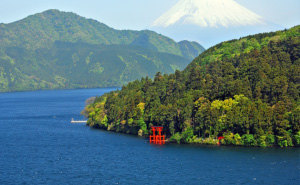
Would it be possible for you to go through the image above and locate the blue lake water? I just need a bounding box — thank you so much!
[0,88,299,185]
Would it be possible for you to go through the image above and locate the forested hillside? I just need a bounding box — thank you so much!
[0,9,204,92]
[84,26,300,147]
[0,41,191,91]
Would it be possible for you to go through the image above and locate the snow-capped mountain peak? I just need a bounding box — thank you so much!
[152,0,264,28]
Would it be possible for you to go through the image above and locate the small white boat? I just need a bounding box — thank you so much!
[71,118,87,123]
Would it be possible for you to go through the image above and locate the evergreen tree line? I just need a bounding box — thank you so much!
[84,27,300,147]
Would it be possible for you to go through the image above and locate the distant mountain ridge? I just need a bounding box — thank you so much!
[0,9,205,92]
[0,9,204,59]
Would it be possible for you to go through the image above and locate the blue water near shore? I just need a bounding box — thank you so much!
[0,88,299,185]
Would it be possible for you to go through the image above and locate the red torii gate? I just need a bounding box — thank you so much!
[150,126,165,144]
[217,136,224,145]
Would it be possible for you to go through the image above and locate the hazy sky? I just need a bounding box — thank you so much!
[0,0,299,30]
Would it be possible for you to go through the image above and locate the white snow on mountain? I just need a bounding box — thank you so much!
[151,0,283,48]
[152,0,265,28]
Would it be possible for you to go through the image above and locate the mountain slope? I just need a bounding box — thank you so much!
[185,25,300,71]
[0,10,205,92]
[84,26,300,147]
[0,41,191,91]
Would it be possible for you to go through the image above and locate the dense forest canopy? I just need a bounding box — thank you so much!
[0,10,205,92]
[85,26,300,147]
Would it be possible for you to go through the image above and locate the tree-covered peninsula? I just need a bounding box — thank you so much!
[83,26,300,147]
